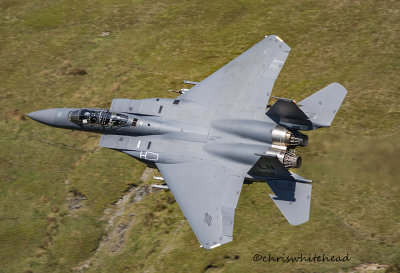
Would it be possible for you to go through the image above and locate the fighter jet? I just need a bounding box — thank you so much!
[28,35,347,249]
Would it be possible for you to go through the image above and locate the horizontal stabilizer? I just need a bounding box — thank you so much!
[249,155,312,225]
[299,83,347,128]
[268,181,312,225]
[290,172,312,183]
[266,83,347,130]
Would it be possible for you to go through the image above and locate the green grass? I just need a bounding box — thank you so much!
[0,0,399,272]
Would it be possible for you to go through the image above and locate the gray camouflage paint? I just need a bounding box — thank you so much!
[28,35,347,249]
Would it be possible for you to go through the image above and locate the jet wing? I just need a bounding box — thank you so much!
[178,35,290,118]
[156,161,244,249]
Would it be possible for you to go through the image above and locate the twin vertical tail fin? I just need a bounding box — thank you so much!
[267,83,348,130]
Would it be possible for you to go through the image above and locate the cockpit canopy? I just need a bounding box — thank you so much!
[68,109,128,127]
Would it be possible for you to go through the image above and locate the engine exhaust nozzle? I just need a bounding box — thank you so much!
[266,146,302,169]
[283,150,302,168]
[289,132,308,147]
[271,125,308,148]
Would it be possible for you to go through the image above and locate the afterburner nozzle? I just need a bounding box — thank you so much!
[271,125,309,148]
[266,146,302,169]
[289,132,308,147]
[283,150,302,168]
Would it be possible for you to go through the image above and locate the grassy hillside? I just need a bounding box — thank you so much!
[0,0,399,272]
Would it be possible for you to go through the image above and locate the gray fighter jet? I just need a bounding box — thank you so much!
[28,35,347,249]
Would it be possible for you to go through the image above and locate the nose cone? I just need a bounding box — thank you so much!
[27,109,57,125]
[27,108,80,128]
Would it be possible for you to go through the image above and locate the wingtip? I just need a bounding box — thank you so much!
[200,243,222,250]
[330,82,348,95]
[210,243,222,249]
[264,34,282,41]
[263,35,290,52]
